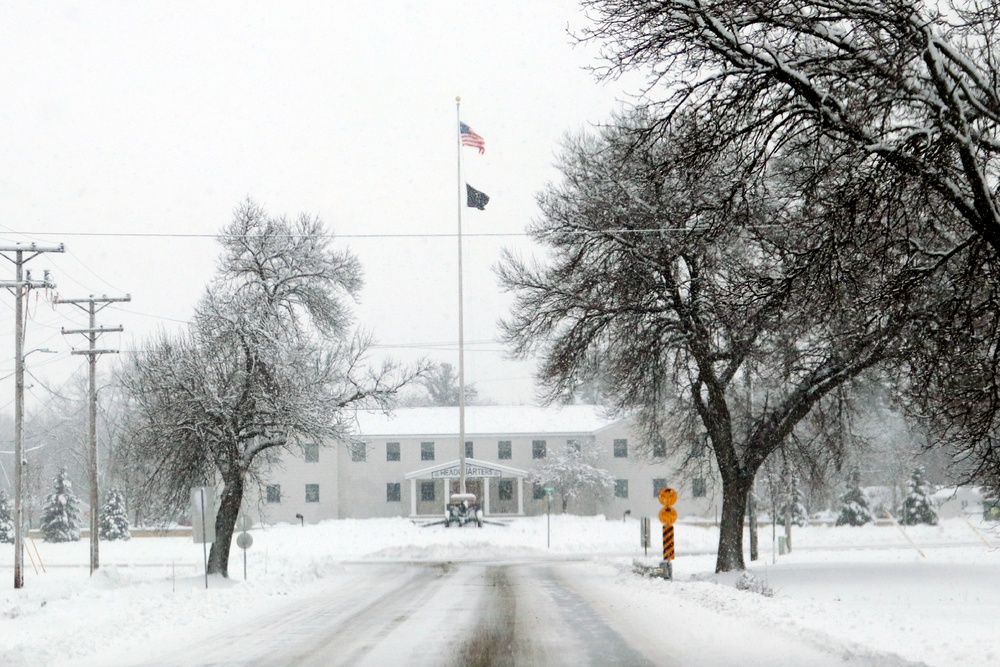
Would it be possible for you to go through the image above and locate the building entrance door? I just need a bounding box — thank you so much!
[450,479,483,502]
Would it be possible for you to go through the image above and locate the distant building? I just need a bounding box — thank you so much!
[255,406,721,524]
[932,486,989,519]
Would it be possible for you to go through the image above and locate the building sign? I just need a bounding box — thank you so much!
[431,464,503,479]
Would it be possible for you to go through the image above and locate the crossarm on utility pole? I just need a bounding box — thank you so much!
[54,293,131,577]
[1,243,64,590]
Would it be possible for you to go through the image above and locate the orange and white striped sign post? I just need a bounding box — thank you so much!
[658,486,677,580]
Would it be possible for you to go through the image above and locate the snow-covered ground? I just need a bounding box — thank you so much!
[1,515,998,666]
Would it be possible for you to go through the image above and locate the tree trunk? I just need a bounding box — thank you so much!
[748,488,758,561]
[207,473,244,577]
[716,472,753,572]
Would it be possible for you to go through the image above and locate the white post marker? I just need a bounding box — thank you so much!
[543,485,555,548]
[191,487,216,589]
[641,516,651,556]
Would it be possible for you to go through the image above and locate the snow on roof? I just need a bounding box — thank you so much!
[350,405,622,438]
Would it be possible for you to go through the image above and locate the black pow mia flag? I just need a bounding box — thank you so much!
[466,183,490,210]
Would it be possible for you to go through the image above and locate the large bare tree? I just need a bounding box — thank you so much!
[118,200,421,576]
[499,114,955,571]
[579,0,1000,494]
[583,0,1000,245]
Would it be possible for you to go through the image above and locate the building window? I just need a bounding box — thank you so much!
[266,484,281,503]
[691,437,707,458]
[421,481,436,502]
[652,436,666,458]
[653,478,667,497]
[615,479,629,499]
[498,479,513,501]
[349,442,366,462]
[305,484,320,503]
[532,483,546,500]
[693,477,707,498]
[532,440,547,459]
[568,438,581,453]
[498,440,512,460]
[386,442,400,461]
[613,439,628,458]
[386,483,401,502]
[303,443,319,463]
[421,442,435,461]
[465,441,474,459]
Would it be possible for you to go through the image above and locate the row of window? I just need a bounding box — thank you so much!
[349,438,640,463]
[309,437,712,464]
[267,484,321,503]
[265,477,707,505]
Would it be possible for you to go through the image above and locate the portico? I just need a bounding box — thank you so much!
[404,458,527,517]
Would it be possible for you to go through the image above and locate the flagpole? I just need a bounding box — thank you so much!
[455,95,467,497]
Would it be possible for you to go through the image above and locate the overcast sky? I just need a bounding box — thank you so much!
[0,1,634,410]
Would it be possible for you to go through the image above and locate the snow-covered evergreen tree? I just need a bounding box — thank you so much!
[900,466,938,526]
[99,488,131,541]
[0,490,14,543]
[836,469,873,527]
[41,468,82,542]
[780,473,809,528]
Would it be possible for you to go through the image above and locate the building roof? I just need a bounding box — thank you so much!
[350,405,622,438]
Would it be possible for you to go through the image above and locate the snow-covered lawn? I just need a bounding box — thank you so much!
[1,515,998,666]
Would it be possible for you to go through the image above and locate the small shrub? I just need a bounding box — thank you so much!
[735,572,774,597]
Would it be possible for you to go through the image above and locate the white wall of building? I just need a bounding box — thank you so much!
[255,407,722,525]
[255,440,339,526]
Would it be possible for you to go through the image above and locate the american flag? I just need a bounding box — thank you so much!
[460,122,485,154]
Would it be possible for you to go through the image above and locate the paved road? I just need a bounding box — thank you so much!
[124,560,652,667]
[117,559,921,667]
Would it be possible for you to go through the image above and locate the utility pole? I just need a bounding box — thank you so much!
[0,242,64,589]
[55,293,130,576]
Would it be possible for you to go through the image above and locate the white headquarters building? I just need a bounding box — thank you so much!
[258,405,721,524]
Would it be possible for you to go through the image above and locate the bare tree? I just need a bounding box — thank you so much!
[24,367,129,523]
[417,362,479,407]
[580,0,1000,496]
[118,200,422,576]
[499,113,948,571]
[583,0,1000,248]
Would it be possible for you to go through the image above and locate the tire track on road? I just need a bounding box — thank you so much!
[281,562,456,667]
[454,564,656,666]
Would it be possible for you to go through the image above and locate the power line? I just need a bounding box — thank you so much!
[4,230,529,239]
[0,225,747,240]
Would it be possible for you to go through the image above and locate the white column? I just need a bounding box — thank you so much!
[516,477,524,515]
[483,478,491,516]
[409,479,417,517]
